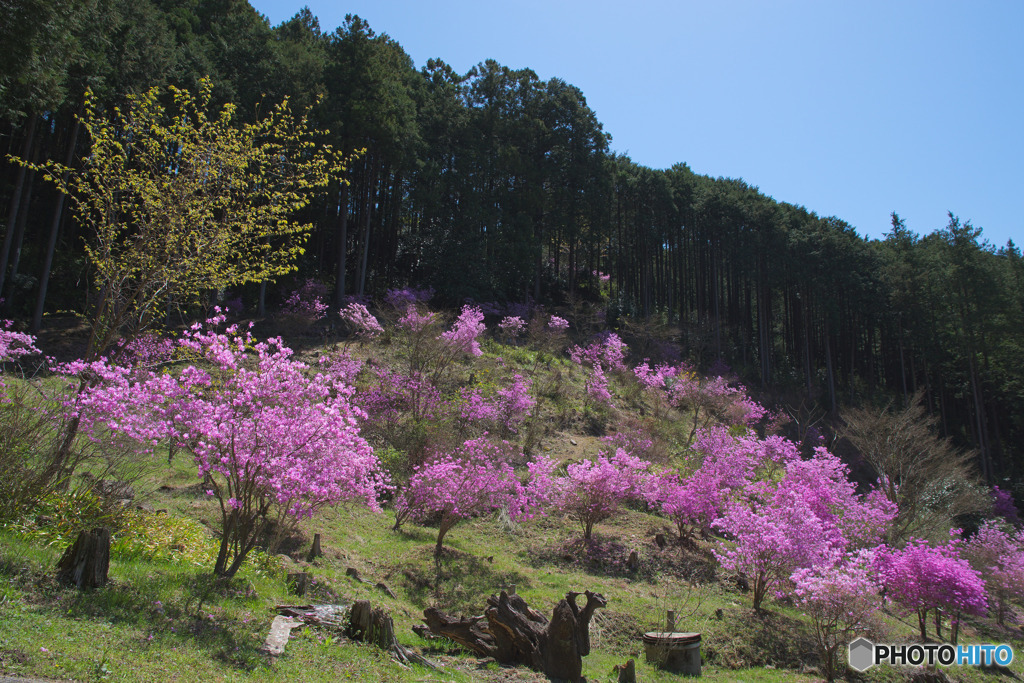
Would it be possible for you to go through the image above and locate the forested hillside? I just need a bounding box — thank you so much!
[2,0,1022,481]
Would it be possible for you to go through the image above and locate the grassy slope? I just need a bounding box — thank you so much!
[2,329,1023,682]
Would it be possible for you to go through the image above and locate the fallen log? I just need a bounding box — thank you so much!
[423,589,606,683]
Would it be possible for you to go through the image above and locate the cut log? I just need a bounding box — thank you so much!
[422,589,607,683]
[56,528,110,590]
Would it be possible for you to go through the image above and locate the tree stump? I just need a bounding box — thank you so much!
[348,599,435,669]
[423,589,607,683]
[287,572,311,596]
[307,533,323,561]
[56,527,110,590]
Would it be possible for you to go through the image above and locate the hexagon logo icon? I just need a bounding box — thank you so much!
[848,637,875,672]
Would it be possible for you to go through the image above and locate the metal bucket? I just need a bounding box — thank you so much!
[643,631,701,676]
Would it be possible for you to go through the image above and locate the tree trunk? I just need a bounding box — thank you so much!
[423,589,607,683]
[32,118,80,332]
[334,182,349,306]
[0,114,37,297]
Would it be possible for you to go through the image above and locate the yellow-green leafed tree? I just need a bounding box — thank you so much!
[29,78,359,358]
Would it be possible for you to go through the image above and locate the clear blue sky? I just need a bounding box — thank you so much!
[250,0,1023,247]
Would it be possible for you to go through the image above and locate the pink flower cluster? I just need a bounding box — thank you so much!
[961,520,1024,624]
[281,279,329,323]
[709,440,895,609]
[0,321,40,363]
[498,315,526,340]
[875,538,987,639]
[547,315,569,331]
[555,448,650,539]
[339,303,384,338]
[384,286,434,308]
[393,437,553,554]
[440,305,486,357]
[73,317,387,575]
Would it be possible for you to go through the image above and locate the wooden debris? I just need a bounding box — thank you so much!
[626,550,639,572]
[422,589,607,683]
[375,581,397,599]
[274,602,436,670]
[260,615,303,656]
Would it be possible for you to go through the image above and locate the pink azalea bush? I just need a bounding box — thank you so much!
[961,520,1024,624]
[393,437,553,555]
[547,315,569,331]
[713,442,895,610]
[498,315,526,342]
[339,302,384,338]
[875,537,988,640]
[440,305,486,357]
[791,550,881,681]
[76,317,387,577]
[280,279,329,327]
[555,448,650,539]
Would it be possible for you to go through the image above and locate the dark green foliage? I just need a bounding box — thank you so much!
[1,3,1023,481]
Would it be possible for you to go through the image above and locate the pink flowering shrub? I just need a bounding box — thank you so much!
[712,442,895,610]
[875,538,987,640]
[714,494,836,611]
[632,360,766,444]
[498,315,526,342]
[991,485,1020,525]
[280,279,329,328]
[440,305,486,357]
[547,315,569,331]
[398,305,438,333]
[77,318,387,577]
[569,332,628,373]
[339,302,384,338]
[961,520,1024,624]
[393,437,553,555]
[0,322,41,364]
[570,333,629,409]
[645,428,800,540]
[791,550,881,681]
[384,286,434,309]
[555,448,650,539]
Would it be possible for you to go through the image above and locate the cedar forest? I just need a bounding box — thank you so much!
[2,1,1024,681]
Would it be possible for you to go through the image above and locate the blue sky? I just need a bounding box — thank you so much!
[250,0,1023,247]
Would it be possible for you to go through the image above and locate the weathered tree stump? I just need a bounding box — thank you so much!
[286,572,311,596]
[56,527,110,590]
[423,589,607,683]
[614,658,637,683]
[348,599,436,669]
[307,533,322,561]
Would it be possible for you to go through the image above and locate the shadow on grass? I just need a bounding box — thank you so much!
[701,607,816,671]
[52,568,268,671]
[394,546,532,614]
[526,533,718,584]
